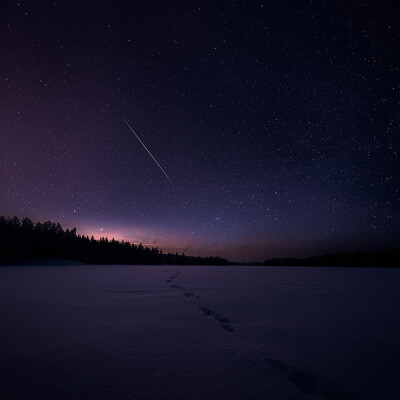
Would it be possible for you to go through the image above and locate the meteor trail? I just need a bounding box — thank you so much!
[123,119,174,185]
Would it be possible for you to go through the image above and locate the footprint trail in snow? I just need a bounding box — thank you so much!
[165,270,235,333]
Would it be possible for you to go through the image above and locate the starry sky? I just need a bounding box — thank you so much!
[0,1,399,261]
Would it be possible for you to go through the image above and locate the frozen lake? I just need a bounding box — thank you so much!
[1,265,400,399]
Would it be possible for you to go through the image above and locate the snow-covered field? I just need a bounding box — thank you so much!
[1,265,399,399]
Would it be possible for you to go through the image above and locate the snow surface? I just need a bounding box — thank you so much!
[0,265,400,399]
[13,258,85,266]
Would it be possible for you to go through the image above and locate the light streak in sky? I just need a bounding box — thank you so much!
[123,119,174,185]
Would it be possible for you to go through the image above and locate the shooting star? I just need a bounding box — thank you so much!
[123,119,174,185]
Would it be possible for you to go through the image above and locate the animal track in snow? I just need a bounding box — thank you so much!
[171,284,184,289]
[166,271,181,285]
[265,358,350,399]
[200,306,234,333]
[165,273,233,333]
[167,272,199,295]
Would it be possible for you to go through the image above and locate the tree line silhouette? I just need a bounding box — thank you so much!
[264,248,400,267]
[0,216,228,265]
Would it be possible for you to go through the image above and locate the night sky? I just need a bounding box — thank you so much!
[1,1,399,261]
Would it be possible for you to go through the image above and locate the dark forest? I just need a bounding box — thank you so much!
[0,216,228,265]
[264,249,400,267]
